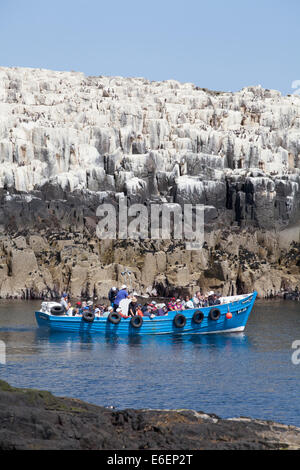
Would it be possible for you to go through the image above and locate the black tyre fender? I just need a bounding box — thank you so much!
[108,312,121,325]
[82,311,95,323]
[173,313,186,328]
[130,315,143,328]
[192,310,204,324]
[209,308,221,321]
[50,305,65,316]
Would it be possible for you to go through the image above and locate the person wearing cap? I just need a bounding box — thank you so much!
[60,293,69,313]
[108,286,118,307]
[128,296,138,317]
[113,285,128,311]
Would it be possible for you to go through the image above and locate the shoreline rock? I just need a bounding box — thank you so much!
[1,380,300,450]
[0,229,299,300]
[0,230,298,300]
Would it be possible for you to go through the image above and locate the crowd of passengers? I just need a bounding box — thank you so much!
[59,285,222,318]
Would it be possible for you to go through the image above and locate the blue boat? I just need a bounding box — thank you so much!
[35,292,257,336]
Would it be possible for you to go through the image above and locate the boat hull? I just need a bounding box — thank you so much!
[35,292,257,336]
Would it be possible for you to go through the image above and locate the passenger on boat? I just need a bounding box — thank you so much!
[113,285,128,311]
[116,307,129,319]
[100,306,113,317]
[65,302,73,316]
[136,304,144,317]
[81,306,89,316]
[143,306,155,319]
[208,291,215,306]
[128,296,138,317]
[192,291,201,307]
[108,286,118,306]
[183,296,194,309]
[60,293,69,313]
[201,295,209,307]
[141,302,150,314]
[94,304,101,316]
[72,302,82,316]
[150,301,158,313]
[175,299,183,310]
[167,298,176,311]
[212,293,221,305]
[156,304,168,316]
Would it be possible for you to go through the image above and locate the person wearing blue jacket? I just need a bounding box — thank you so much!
[113,285,128,311]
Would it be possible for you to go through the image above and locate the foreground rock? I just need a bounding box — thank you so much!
[0,381,300,450]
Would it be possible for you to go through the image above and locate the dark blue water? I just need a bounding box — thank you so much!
[0,299,300,426]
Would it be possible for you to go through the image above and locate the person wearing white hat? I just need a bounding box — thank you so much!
[108,286,118,306]
[128,295,138,317]
[113,285,128,311]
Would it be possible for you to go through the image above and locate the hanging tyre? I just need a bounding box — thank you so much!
[209,308,221,321]
[192,310,204,324]
[50,305,65,316]
[108,312,121,325]
[173,313,186,328]
[130,315,143,328]
[82,311,95,323]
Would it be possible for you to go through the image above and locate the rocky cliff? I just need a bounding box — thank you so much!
[1,380,300,450]
[0,66,299,299]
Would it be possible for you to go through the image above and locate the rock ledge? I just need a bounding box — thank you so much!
[0,380,299,450]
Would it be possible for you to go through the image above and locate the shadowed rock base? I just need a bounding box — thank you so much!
[0,381,299,450]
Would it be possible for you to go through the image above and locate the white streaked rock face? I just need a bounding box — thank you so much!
[0,66,300,229]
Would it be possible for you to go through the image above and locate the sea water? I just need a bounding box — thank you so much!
[0,299,299,426]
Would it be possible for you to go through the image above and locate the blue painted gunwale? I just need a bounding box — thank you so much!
[35,292,257,336]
